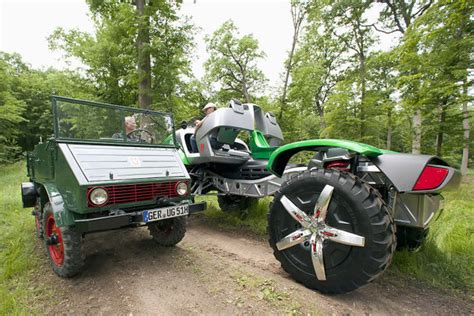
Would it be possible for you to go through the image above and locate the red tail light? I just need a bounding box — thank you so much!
[413,166,448,191]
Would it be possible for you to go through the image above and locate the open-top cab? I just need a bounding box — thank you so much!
[21,96,206,277]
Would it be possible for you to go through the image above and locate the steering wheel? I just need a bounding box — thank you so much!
[127,129,154,143]
[180,118,200,130]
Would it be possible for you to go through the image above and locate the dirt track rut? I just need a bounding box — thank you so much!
[37,216,472,315]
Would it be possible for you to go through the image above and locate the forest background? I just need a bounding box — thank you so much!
[0,0,472,175]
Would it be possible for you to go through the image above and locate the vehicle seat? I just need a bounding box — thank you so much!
[212,126,250,160]
[249,130,278,160]
[184,133,193,152]
[214,146,250,159]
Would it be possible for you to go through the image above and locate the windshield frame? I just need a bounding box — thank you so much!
[51,95,177,148]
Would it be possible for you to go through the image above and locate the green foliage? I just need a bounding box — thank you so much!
[204,20,267,103]
[281,0,472,166]
[397,0,472,157]
[0,52,97,160]
[288,19,345,133]
[48,0,195,112]
[0,0,199,161]
[0,54,26,162]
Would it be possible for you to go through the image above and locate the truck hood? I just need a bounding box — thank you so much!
[59,143,189,185]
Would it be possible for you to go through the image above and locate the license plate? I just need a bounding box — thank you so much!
[143,205,189,223]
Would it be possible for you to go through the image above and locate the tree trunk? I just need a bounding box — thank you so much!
[461,84,470,175]
[278,2,306,120]
[136,0,152,109]
[435,105,446,157]
[315,100,326,131]
[412,109,422,154]
[386,109,392,150]
[359,54,366,139]
[278,36,297,120]
[242,81,251,103]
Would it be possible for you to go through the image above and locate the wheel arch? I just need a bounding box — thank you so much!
[38,182,75,227]
[267,139,460,194]
[267,139,383,177]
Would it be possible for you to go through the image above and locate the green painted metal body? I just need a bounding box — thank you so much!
[267,139,384,177]
[27,97,191,227]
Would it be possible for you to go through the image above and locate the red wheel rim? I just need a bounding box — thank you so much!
[46,214,64,266]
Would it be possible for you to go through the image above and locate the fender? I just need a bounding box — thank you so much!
[267,139,383,177]
[41,182,75,227]
[267,139,460,194]
[369,153,460,193]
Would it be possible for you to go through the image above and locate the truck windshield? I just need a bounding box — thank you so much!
[52,96,174,146]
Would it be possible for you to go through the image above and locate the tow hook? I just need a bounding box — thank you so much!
[46,235,59,245]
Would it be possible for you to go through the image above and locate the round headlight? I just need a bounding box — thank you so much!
[176,182,188,196]
[89,187,108,206]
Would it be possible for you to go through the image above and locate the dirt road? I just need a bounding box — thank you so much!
[38,216,472,315]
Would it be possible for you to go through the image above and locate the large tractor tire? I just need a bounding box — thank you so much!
[396,226,429,250]
[268,169,396,294]
[218,195,258,213]
[148,216,186,247]
[43,202,84,278]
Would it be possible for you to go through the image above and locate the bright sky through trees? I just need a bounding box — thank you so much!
[0,0,397,90]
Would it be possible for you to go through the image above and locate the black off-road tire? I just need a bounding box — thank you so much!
[43,202,84,278]
[396,226,429,250]
[268,169,396,294]
[148,216,186,246]
[218,195,258,213]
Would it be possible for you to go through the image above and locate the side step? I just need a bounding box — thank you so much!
[210,167,307,198]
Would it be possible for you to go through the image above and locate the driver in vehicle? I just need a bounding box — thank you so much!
[190,103,219,153]
[112,116,140,141]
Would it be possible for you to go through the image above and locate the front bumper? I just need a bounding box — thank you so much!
[74,201,206,233]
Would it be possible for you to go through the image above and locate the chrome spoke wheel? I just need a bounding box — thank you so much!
[276,228,312,251]
[277,185,366,281]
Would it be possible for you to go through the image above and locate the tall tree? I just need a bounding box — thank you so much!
[204,20,266,103]
[366,51,398,150]
[49,0,194,110]
[398,0,472,161]
[289,20,345,132]
[317,1,375,141]
[136,0,152,109]
[278,0,309,120]
[371,0,434,154]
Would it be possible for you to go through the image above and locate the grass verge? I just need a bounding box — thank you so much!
[391,171,474,293]
[198,195,272,236]
[0,162,50,314]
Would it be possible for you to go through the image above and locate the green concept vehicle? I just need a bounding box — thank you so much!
[21,96,206,277]
[175,99,460,294]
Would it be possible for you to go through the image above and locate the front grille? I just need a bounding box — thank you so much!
[87,181,184,208]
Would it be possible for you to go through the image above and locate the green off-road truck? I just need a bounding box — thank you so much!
[21,96,206,277]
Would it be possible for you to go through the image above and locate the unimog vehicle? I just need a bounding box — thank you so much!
[175,100,460,294]
[21,96,206,277]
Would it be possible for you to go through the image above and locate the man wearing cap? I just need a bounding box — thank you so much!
[190,103,218,153]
